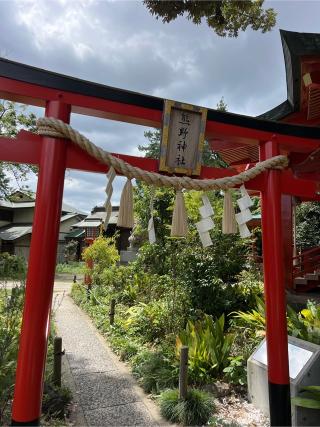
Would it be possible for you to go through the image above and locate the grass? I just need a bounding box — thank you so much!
[159,388,215,426]
[55,262,85,275]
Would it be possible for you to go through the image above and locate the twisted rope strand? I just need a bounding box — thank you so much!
[37,117,289,190]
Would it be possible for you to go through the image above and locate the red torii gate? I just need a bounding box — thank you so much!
[1,57,320,427]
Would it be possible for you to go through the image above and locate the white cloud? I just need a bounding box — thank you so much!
[3,0,320,211]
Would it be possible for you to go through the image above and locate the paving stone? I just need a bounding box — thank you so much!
[74,371,139,410]
[84,402,158,426]
[55,294,165,426]
[66,351,118,374]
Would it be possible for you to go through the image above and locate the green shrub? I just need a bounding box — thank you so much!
[119,341,140,361]
[298,300,320,345]
[0,284,24,424]
[0,282,71,424]
[42,383,72,420]
[159,388,214,426]
[234,298,320,346]
[70,282,87,306]
[124,301,170,341]
[132,350,177,394]
[232,296,266,334]
[233,270,263,310]
[176,314,234,384]
[0,253,26,280]
[133,242,172,276]
[82,236,119,280]
[223,355,247,386]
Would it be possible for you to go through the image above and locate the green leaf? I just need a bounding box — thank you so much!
[292,397,320,409]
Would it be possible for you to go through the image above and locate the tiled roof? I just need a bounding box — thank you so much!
[0,225,32,241]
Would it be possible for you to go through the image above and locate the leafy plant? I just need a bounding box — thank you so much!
[124,300,170,341]
[299,300,320,345]
[82,236,119,280]
[159,388,214,426]
[296,201,320,250]
[292,386,320,409]
[223,355,247,386]
[176,314,235,384]
[0,252,26,280]
[234,298,320,346]
[232,296,266,334]
[132,350,177,394]
[0,278,71,424]
[42,383,72,420]
[0,283,24,424]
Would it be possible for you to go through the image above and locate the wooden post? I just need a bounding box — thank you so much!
[53,337,63,388]
[109,299,116,325]
[179,346,188,400]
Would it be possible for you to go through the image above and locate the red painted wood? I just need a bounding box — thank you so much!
[11,101,70,423]
[281,170,320,200]
[260,140,290,385]
[281,195,293,290]
[1,76,320,153]
[0,76,162,127]
[3,132,320,199]
[0,131,41,165]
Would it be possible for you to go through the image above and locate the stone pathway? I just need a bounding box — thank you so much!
[54,293,166,426]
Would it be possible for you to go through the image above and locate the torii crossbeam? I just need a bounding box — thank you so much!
[1,54,320,426]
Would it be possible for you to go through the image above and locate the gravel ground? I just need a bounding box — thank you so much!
[214,394,269,427]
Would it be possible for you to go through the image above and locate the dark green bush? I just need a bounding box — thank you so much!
[159,388,214,426]
[223,355,247,386]
[0,252,26,280]
[42,383,72,420]
[0,283,24,424]
[0,281,72,424]
[132,350,177,394]
[70,282,87,306]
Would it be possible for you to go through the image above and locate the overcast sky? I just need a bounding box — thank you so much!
[2,0,320,212]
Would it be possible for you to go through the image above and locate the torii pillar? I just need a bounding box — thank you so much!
[11,101,70,426]
[260,139,291,426]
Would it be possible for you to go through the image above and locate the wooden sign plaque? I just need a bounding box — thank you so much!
[159,100,207,176]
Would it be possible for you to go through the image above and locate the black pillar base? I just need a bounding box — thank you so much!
[269,382,292,426]
[11,418,40,426]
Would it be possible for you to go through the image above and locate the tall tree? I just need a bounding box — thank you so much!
[0,101,37,197]
[144,1,276,37]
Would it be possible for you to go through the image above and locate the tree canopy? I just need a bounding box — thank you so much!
[0,101,37,197]
[296,202,320,250]
[144,1,276,37]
